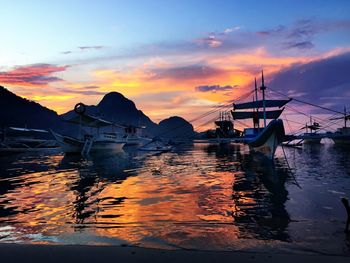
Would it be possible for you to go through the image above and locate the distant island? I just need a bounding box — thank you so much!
[0,86,195,139]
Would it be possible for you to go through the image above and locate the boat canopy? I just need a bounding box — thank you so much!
[9,127,48,133]
[233,99,291,110]
[64,114,125,128]
[301,124,321,131]
[231,108,284,120]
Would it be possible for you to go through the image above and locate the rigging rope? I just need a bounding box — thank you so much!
[268,87,344,114]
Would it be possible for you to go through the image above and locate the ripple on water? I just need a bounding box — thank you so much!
[0,143,349,255]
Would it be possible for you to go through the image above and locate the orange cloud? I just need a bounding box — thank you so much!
[0,64,68,87]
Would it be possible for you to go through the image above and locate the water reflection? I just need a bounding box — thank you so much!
[0,143,349,254]
[204,144,290,241]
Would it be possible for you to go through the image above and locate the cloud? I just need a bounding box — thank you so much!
[78,46,104,50]
[0,63,68,86]
[285,41,314,50]
[257,25,286,36]
[269,51,350,112]
[195,85,238,92]
[224,26,241,34]
[81,85,100,90]
[57,85,105,96]
[196,35,223,48]
[257,18,350,51]
[59,89,105,96]
[150,65,228,80]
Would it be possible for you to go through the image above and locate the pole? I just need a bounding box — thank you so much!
[345,106,347,128]
[255,77,260,129]
[260,71,267,128]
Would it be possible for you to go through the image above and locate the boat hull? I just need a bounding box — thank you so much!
[246,119,285,159]
[303,138,321,144]
[125,137,152,146]
[51,131,125,154]
[332,136,350,145]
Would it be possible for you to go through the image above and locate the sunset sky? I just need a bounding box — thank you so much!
[1,0,350,130]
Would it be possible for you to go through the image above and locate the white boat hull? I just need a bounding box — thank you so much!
[246,119,285,160]
[52,131,125,154]
[249,131,278,160]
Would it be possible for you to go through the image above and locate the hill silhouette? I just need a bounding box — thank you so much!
[0,86,195,138]
[0,86,61,130]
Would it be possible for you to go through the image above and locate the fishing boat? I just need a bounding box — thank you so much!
[231,72,291,159]
[300,117,322,144]
[51,103,126,155]
[138,138,172,152]
[330,107,350,145]
[123,125,152,146]
[0,126,58,153]
[210,112,242,143]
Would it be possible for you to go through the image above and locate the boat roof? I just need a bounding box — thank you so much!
[233,99,291,110]
[64,113,125,128]
[9,127,48,133]
[124,124,146,129]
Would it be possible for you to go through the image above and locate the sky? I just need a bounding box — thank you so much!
[1,0,350,131]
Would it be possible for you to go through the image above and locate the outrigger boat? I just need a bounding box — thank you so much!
[0,126,58,153]
[231,72,291,159]
[51,103,126,155]
[123,124,152,146]
[138,138,172,152]
[330,107,350,145]
[300,117,322,144]
[206,111,242,143]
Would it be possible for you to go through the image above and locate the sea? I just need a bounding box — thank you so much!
[0,142,349,256]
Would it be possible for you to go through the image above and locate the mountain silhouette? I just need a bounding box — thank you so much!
[0,86,61,130]
[156,116,195,138]
[0,87,195,138]
[61,92,158,135]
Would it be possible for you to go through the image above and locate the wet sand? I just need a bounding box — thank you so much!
[0,244,349,263]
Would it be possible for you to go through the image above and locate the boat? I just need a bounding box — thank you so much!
[138,138,172,152]
[206,112,242,143]
[51,103,126,155]
[0,126,58,153]
[123,125,152,146]
[330,107,350,145]
[300,117,322,144]
[230,72,291,159]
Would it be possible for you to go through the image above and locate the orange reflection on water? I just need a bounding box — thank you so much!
[0,146,280,249]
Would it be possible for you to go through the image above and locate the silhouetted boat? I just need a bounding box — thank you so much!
[0,126,58,153]
[300,117,322,144]
[231,72,291,159]
[138,138,172,152]
[123,124,152,146]
[51,103,125,155]
[330,107,350,145]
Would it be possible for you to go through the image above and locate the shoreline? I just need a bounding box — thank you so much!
[0,243,349,263]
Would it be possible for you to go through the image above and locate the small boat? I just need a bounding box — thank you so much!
[330,107,350,145]
[206,111,242,144]
[230,72,291,159]
[300,117,322,144]
[0,126,58,153]
[138,138,172,152]
[51,103,126,155]
[123,125,152,146]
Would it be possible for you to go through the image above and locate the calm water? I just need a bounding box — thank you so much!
[0,143,349,255]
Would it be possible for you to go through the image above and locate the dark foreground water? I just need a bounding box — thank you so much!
[0,142,349,255]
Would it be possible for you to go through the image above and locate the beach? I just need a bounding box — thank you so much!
[1,243,349,263]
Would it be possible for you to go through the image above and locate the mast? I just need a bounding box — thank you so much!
[345,106,347,128]
[254,78,260,129]
[260,71,267,128]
